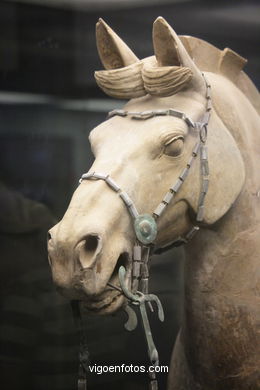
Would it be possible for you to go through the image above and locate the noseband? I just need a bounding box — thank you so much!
[75,74,211,390]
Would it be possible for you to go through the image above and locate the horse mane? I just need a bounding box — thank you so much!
[180,36,260,114]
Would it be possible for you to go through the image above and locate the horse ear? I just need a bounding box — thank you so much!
[96,18,139,70]
[95,18,146,99]
[152,17,205,93]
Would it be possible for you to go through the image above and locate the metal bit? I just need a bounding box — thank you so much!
[123,305,138,331]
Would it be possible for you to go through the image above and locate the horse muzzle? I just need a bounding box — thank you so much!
[47,224,132,313]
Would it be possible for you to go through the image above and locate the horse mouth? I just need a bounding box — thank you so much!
[81,252,130,314]
[82,290,124,314]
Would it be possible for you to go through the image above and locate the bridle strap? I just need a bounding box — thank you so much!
[108,108,195,128]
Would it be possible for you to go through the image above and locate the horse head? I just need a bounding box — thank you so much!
[48,17,245,314]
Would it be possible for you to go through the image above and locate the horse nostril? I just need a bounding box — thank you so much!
[76,234,101,269]
[47,231,52,242]
[47,232,53,267]
[84,235,99,254]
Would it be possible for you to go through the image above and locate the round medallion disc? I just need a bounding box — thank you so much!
[134,214,157,244]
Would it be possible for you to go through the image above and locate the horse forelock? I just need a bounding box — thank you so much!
[94,55,193,100]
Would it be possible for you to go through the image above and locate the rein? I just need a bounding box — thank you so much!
[73,74,211,390]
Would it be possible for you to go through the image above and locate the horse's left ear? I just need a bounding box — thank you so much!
[151,17,205,94]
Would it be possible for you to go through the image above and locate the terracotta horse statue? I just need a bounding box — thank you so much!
[48,17,260,390]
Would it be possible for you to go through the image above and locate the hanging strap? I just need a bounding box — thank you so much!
[71,300,90,390]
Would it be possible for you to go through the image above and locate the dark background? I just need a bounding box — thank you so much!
[0,1,259,389]
[0,0,259,99]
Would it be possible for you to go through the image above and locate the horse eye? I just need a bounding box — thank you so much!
[164,137,184,157]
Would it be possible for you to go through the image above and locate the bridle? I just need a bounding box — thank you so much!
[73,74,211,390]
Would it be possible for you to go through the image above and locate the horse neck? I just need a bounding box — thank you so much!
[184,189,260,304]
[185,73,260,281]
[209,72,260,182]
